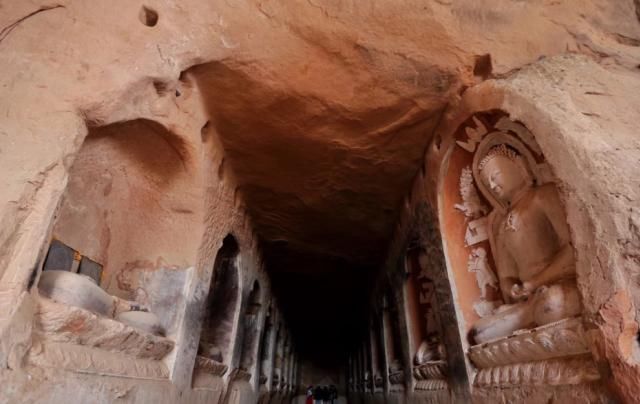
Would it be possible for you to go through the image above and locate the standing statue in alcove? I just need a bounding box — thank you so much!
[469,134,582,344]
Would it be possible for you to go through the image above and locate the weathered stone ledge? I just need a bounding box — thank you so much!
[27,341,170,380]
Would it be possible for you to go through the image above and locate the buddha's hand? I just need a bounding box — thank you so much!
[129,302,150,312]
[510,281,534,300]
[113,297,150,315]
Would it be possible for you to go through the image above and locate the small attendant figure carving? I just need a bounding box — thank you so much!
[470,136,582,344]
[455,167,488,220]
[468,247,497,300]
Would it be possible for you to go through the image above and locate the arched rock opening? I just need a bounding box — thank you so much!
[199,234,241,366]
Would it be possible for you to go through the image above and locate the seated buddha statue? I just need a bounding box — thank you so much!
[470,141,582,344]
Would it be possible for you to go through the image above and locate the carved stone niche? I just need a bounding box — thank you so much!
[445,113,597,388]
[363,371,372,392]
[27,118,205,380]
[405,244,450,392]
[384,299,406,393]
[258,356,269,387]
[193,235,241,386]
[373,373,384,388]
[271,370,281,390]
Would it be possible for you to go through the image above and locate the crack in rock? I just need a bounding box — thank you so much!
[0,4,65,45]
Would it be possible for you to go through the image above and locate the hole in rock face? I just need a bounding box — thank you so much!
[152,80,168,96]
[218,158,225,181]
[200,121,211,142]
[233,187,240,206]
[433,134,442,151]
[473,54,493,80]
[139,6,158,27]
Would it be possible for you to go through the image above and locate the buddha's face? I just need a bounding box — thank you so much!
[480,155,529,205]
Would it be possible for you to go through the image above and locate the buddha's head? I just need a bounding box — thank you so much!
[478,144,532,206]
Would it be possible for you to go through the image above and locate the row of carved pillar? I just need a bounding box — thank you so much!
[346,291,442,397]
[263,325,300,395]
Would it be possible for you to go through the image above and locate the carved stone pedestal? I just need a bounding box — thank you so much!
[389,370,405,392]
[28,341,170,379]
[258,374,268,386]
[195,355,228,377]
[413,360,448,391]
[28,296,175,380]
[468,318,599,387]
[192,355,227,395]
[230,368,252,382]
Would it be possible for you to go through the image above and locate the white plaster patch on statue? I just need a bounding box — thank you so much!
[472,300,500,318]
[504,211,519,232]
[465,216,489,246]
[220,35,238,49]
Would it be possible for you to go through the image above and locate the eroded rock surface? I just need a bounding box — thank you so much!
[1,0,640,402]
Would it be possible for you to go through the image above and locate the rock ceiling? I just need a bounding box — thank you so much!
[185,1,639,363]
